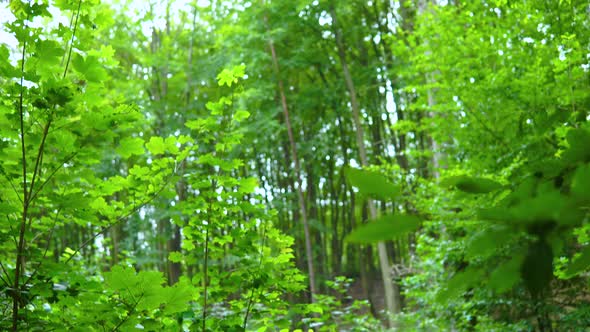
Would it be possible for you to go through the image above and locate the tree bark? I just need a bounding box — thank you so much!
[329,5,401,327]
[264,10,318,301]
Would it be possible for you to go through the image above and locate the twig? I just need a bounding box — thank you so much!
[0,262,12,287]
[242,220,268,329]
[0,168,23,204]
[12,2,32,329]
[64,174,174,265]
[27,119,52,206]
[111,293,143,332]
[29,150,79,203]
[23,208,62,286]
[63,0,83,79]
[202,180,214,332]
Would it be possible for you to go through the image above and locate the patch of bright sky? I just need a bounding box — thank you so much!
[0,5,16,49]
[0,0,211,51]
[109,0,211,37]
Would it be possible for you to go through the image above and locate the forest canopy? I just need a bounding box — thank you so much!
[1,0,589,331]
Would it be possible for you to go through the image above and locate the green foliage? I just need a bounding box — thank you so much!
[307,277,382,331]
[564,246,590,279]
[391,0,590,329]
[2,0,589,330]
[0,2,304,330]
[346,214,421,244]
[441,175,504,194]
[345,167,400,200]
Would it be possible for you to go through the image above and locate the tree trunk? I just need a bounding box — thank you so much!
[418,0,442,179]
[266,32,318,302]
[329,5,401,327]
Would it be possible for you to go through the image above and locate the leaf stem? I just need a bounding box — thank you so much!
[63,0,83,79]
[12,2,32,328]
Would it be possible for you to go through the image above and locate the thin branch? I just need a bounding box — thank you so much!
[23,208,62,286]
[63,0,83,79]
[111,293,143,332]
[60,8,76,67]
[18,4,30,206]
[64,174,174,265]
[242,287,256,328]
[29,150,79,204]
[27,119,52,205]
[13,3,32,328]
[464,107,510,150]
[202,180,214,332]
[242,221,268,329]
[0,168,23,204]
[0,261,13,287]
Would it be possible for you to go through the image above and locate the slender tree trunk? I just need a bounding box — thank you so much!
[266,31,318,302]
[418,0,442,179]
[329,5,400,327]
[167,4,199,285]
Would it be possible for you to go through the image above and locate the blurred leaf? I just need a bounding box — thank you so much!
[488,254,524,293]
[564,246,590,279]
[72,54,107,82]
[442,175,503,194]
[233,110,250,122]
[345,167,400,200]
[479,189,578,226]
[436,266,484,304]
[168,251,183,263]
[562,128,590,164]
[239,177,258,194]
[571,164,590,200]
[465,225,513,259]
[346,214,421,243]
[116,137,144,158]
[0,202,19,214]
[146,136,166,155]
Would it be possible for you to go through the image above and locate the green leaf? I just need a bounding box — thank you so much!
[0,202,19,214]
[233,110,250,122]
[239,177,258,194]
[345,167,400,200]
[104,265,137,291]
[164,136,180,154]
[307,303,324,314]
[116,137,145,158]
[35,40,62,70]
[564,245,590,279]
[72,54,107,82]
[436,266,484,304]
[160,280,194,314]
[217,65,245,87]
[465,225,513,259]
[90,197,113,217]
[442,175,503,194]
[479,189,575,226]
[488,254,524,293]
[571,164,590,200]
[562,128,590,164]
[146,136,166,155]
[169,251,183,263]
[346,214,421,243]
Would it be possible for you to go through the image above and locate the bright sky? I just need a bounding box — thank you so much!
[0,1,210,51]
[0,5,18,50]
[0,0,398,139]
